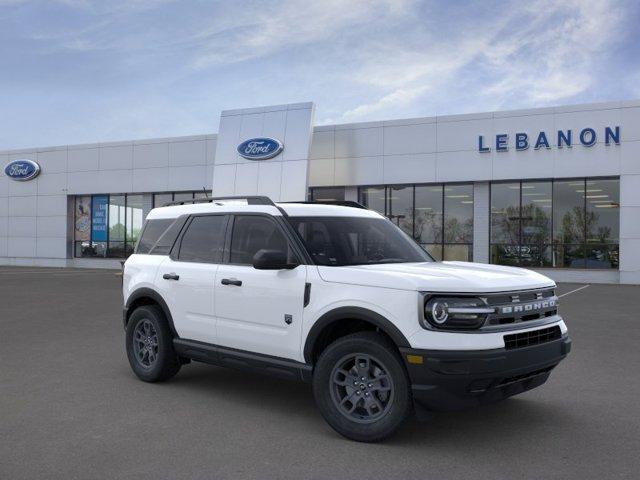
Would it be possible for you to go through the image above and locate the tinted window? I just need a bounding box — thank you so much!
[291,216,431,266]
[230,216,291,264]
[136,219,174,254]
[177,215,227,263]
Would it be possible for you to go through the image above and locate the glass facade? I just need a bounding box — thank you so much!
[309,187,345,202]
[490,178,619,269]
[153,190,210,207]
[359,184,473,261]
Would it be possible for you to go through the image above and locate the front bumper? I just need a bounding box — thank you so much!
[400,334,571,412]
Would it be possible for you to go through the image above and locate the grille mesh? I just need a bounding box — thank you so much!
[504,326,561,350]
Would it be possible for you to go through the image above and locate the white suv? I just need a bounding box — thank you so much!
[122,196,571,442]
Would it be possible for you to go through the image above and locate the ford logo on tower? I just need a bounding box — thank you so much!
[4,159,41,181]
[237,137,283,160]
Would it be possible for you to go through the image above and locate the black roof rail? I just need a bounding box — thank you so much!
[163,196,276,207]
[281,200,368,210]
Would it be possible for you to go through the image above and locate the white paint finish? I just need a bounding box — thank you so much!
[620,270,640,284]
[334,156,384,186]
[68,147,99,172]
[620,206,640,238]
[8,237,36,257]
[334,120,383,130]
[308,158,335,186]
[67,171,101,194]
[234,162,259,195]
[620,238,640,273]
[168,165,208,191]
[437,118,493,152]
[492,112,555,142]
[280,160,309,201]
[620,174,640,207]
[100,144,134,170]
[212,164,237,196]
[8,195,37,217]
[0,236,6,257]
[36,237,67,258]
[382,116,436,127]
[239,113,264,145]
[132,167,169,192]
[382,153,436,184]
[37,195,67,217]
[257,162,283,200]
[620,107,640,141]
[37,216,67,237]
[37,173,67,195]
[8,216,36,237]
[554,108,622,144]
[261,109,287,145]
[97,169,133,193]
[0,169,7,196]
[436,151,492,182]
[36,149,67,173]
[309,130,334,159]
[383,123,436,155]
[133,142,169,169]
[491,144,555,181]
[205,165,214,189]
[621,140,640,175]
[334,127,383,158]
[282,107,315,162]
[0,197,7,217]
[473,182,490,263]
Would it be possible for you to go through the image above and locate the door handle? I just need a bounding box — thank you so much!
[221,278,242,286]
[162,273,180,281]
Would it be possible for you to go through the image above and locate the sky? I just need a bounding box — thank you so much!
[1,0,639,150]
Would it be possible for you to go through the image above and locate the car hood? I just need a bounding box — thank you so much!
[316,261,555,293]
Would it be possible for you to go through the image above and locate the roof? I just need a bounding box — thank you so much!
[146,200,382,220]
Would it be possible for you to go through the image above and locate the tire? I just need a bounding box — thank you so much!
[125,305,181,382]
[312,331,412,442]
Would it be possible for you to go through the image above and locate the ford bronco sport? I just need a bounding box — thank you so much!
[122,196,570,442]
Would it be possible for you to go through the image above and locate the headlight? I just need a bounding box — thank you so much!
[422,296,494,330]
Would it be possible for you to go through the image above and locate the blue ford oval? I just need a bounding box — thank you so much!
[4,159,41,181]
[237,137,283,160]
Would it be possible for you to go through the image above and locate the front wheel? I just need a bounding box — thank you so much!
[125,305,181,382]
[312,332,412,442]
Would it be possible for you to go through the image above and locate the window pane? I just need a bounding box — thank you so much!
[230,216,290,265]
[552,244,586,268]
[491,183,520,244]
[311,187,345,201]
[109,194,126,245]
[151,218,187,255]
[136,219,174,254]
[194,191,209,199]
[585,179,619,244]
[585,244,618,269]
[521,181,552,245]
[519,244,552,267]
[422,244,442,261]
[444,184,473,243]
[414,185,442,244]
[107,242,125,258]
[173,192,194,203]
[126,195,144,251]
[490,244,520,266]
[553,180,585,244]
[74,196,91,242]
[388,186,413,236]
[359,187,386,215]
[154,193,173,208]
[178,215,227,263]
[444,244,472,262]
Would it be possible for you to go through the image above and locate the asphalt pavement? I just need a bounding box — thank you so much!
[1,267,639,479]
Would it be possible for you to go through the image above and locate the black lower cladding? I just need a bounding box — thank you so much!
[400,334,571,412]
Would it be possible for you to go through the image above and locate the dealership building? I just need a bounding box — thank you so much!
[1,100,639,284]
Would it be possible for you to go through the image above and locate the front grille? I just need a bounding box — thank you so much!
[483,288,558,328]
[504,326,561,350]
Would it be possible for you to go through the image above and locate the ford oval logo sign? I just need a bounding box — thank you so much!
[237,137,283,160]
[4,159,41,181]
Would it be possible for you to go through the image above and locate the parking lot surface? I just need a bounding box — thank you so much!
[1,267,639,479]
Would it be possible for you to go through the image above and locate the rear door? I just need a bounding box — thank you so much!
[214,214,307,361]
[157,214,229,344]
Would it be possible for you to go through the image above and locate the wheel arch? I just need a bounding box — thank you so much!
[124,288,179,338]
[303,307,410,364]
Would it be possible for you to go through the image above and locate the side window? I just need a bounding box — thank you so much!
[149,217,187,255]
[136,219,174,254]
[177,215,227,263]
[230,216,292,265]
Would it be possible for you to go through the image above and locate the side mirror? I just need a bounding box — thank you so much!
[252,249,298,270]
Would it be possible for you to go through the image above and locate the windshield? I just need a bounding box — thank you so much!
[289,216,433,266]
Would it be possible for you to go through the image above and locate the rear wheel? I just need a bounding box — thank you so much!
[125,305,181,382]
[313,331,412,442]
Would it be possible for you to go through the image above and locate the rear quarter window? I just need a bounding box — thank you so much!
[135,219,174,254]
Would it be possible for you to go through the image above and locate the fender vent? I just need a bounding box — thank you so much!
[504,326,561,350]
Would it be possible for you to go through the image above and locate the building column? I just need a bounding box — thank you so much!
[473,182,490,264]
[619,174,640,284]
